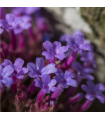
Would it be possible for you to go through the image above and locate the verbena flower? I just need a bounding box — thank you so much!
[81,51,97,69]
[65,31,93,54]
[0,65,14,91]
[53,68,78,88]
[34,74,57,93]
[42,41,68,60]
[14,15,32,34]
[0,13,23,33]
[72,62,94,80]
[81,81,105,103]
[0,19,9,34]
[27,57,57,78]
[12,7,40,15]
[2,58,28,79]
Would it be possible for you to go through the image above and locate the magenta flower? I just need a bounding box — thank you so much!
[34,74,57,94]
[0,65,14,91]
[2,58,28,79]
[81,81,105,103]
[27,57,57,78]
[54,68,78,88]
[42,41,68,60]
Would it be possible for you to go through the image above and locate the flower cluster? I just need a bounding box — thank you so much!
[0,7,105,112]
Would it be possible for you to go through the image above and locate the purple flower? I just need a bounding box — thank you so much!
[81,51,97,69]
[65,31,93,54]
[1,58,28,79]
[27,57,57,78]
[42,41,68,60]
[11,7,40,15]
[34,74,57,94]
[72,62,94,81]
[81,81,105,103]
[14,15,32,34]
[0,13,23,33]
[0,19,9,34]
[53,68,78,88]
[0,65,14,91]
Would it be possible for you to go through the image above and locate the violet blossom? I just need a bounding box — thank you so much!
[34,74,57,94]
[81,51,97,69]
[0,13,23,34]
[65,31,93,54]
[81,81,105,103]
[42,41,68,60]
[72,62,94,81]
[1,58,28,79]
[0,65,14,91]
[14,15,32,34]
[11,7,40,15]
[53,68,78,88]
[27,57,57,78]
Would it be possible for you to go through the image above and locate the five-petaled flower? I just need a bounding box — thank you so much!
[81,81,105,103]
[0,13,23,34]
[27,57,57,78]
[65,31,93,54]
[42,41,68,60]
[34,74,57,93]
[53,68,78,88]
[0,65,14,91]
[1,58,28,79]
[72,62,94,81]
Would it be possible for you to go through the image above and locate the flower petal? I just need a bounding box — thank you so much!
[55,53,66,60]
[50,87,57,92]
[14,58,24,71]
[42,74,50,84]
[67,79,78,87]
[41,63,57,75]
[2,65,14,78]
[85,93,95,101]
[27,62,37,72]
[48,79,57,87]
[95,83,105,93]
[2,77,14,87]
[36,57,44,71]
[96,93,105,103]
[1,59,13,67]
[81,85,88,92]
[42,51,54,60]
[43,41,54,52]
[34,79,43,88]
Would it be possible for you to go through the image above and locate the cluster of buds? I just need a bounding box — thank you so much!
[0,7,105,112]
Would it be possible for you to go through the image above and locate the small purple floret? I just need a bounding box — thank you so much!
[81,81,105,103]
[54,68,78,88]
[42,41,68,60]
[27,57,57,78]
[34,74,57,94]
